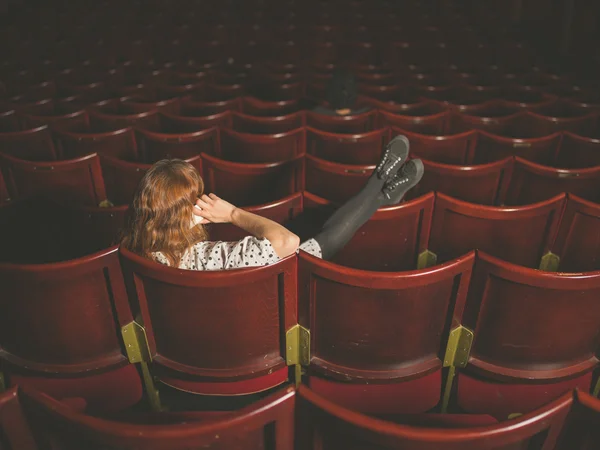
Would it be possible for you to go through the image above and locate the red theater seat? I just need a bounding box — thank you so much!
[240,97,301,116]
[448,111,524,135]
[159,111,233,132]
[180,96,240,116]
[555,132,600,169]
[298,251,475,414]
[550,195,600,272]
[0,247,143,413]
[428,193,565,268]
[303,192,434,271]
[296,386,572,450]
[231,111,305,134]
[473,130,561,165]
[20,109,89,132]
[306,127,389,165]
[209,193,303,242]
[0,153,107,206]
[407,157,513,205]
[527,110,598,136]
[391,127,477,165]
[0,126,57,161]
[100,154,202,205]
[305,110,378,133]
[557,390,600,450]
[219,127,305,163]
[201,153,304,206]
[137,127,220,162]
[379,109,449,134]
[305,154,373,203]
[505,157,600,205]
[0,387,37,450]
[119,248,297,398]
[88,109,160,132]
[20,385,295,450]
[454,252,600,418]
[53,126,138,161]
[0,108,20,132]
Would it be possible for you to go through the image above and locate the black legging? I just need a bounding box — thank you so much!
[312,172,388,260]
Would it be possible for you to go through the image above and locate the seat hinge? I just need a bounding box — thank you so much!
[441,325,474,412]
[417,250,438,269]
[286,324,310,367]
[121,321,152,364]
[539,251,560,272]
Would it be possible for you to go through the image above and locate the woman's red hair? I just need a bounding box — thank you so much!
[121,159,208,266]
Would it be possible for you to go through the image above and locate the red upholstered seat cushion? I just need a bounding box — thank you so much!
[457,371,593,419]
[9,364,143,413]
[308,369,442,414]
[157,366,289,395]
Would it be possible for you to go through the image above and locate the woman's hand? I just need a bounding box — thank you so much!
[194,194,237,224]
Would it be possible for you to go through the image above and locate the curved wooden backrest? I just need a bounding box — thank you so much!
[305,154,373,203]
[298,251,474,383]
[201,153,304,206]
[0,108,20,132]
[53,127,138,161]
[0,152,107,206]
[473,130,562,165]
[379,109,449,134]
[527,110,598,136]
[462,251,600,383]
[241,97,301,116]
[137,127,220,162]
[505,157,600,205]
[501,89,557,110]
[390,127,477,164]
[448,111,524,135]
[88,109,160,132]
[550,195,600,272]
[303,192,434,271]
[160,110,233,132]
[0,125,57,161]
[119,247,297,393]
[219,127,305,163]
[209,193,303,242]
[296,385,571,450]
[231,111,305,134]
[20,109,89,131]
[557,132,600,169]
[120,96,181,115]
[306,127,389,165]
[99,154,202,206]
[305,109,377,133]
[180,97,241,116]
[429,193,565,268]
[408,157,513,205]
[0,387,37,450]
[0,246,133,375]
[20,385,295,450]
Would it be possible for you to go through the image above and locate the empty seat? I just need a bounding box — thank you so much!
[20,109,89,131]
[231,111,305,134]
[137,127,220,162]
[306,127,389,165]
[119,247,297,398]
[407,157,513,205]
[240,97,301,116]
[0,108,20,132]
[298,251,474,414]
[454,252,600,418]
[209,193,303,242]
[556,132,600,168]
[0,126,57,160]
[428,193,565,268]
[219,127,305,163]
[0,247,143,413]
[100,154,203,206]
[53,126,138,161]
[305,154,373,203]
[296,385,572,450]
[390,127,477,164]
[0,387,37,450]
[160,110,233,132]
[201,153,304,206]
[472,130,562,165]
[303,192,435,271]
[501,88,557,110]
[120,95,181,115]
[379,109,449,134]
[448,111,524,135]
[505,157,600,205]
[305,110,378,133]
[527,110,598,136]
[180,96,240,116]
[0,152,107,206]
[550,195,600,272]
[21,385,295,450]
[89,109,160,132]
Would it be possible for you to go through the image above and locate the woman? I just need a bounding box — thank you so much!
[120,135,423,270]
